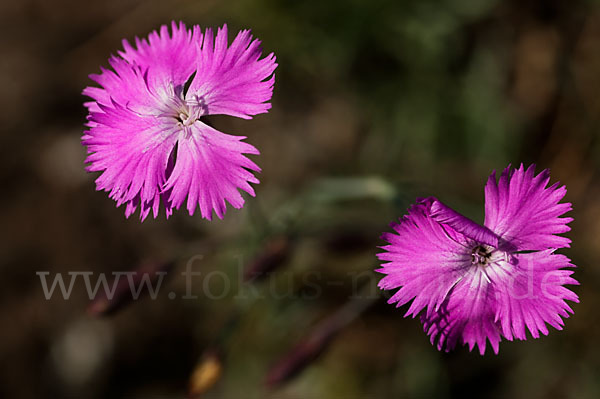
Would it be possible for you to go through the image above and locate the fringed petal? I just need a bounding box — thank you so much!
[187,24,277,119]
[163,122,260,220]
[484,164,572,250]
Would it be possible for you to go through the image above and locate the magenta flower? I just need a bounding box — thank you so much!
[82,22,277,220]
[377,165,579,354]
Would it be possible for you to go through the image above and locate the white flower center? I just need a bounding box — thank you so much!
[174,95,207,126]
[176,110,197,127]
[156,82,209,129]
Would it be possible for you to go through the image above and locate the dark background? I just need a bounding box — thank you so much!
[1,0,599,398]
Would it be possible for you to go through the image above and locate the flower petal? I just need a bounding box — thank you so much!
[420,268,502,355]
[118,21,202,92]
[163,122,260,220]
[420,197,502,249]
[491,250,578,341]
[83,56,163,115]
[186,24,277,119]
[377,201,473,319]
[83,98,178,221]
[484,164,572,250]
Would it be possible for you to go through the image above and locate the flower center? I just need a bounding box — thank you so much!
[174,97,207,127]
[176,110,196,126]
[471,245,491,266]
[158,82,209,129]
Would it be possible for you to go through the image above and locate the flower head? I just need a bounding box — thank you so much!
[377,164,578,354]
[83,22,277,220]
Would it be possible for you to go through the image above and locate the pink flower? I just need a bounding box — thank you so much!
[377,165,579,354]
[83,22,277,220]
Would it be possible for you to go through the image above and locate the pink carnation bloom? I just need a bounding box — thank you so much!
[83,22,277,220]
[377,165,579,354]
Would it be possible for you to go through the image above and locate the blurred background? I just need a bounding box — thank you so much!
[1,0,600,397]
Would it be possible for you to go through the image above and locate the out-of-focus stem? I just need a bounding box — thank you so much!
[265,275,381,388]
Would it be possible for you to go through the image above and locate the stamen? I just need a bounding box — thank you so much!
[471,245,492,266]
[166,90,208,129]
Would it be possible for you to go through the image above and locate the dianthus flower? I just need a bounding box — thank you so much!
[83,22,277,220]
[377,165,578,354]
